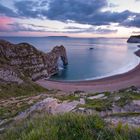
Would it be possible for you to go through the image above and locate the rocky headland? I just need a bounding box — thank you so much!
[127,35,140,43]
[0,40,68,83]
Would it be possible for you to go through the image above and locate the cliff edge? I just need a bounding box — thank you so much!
[0,40,68,84]
[127,35,140,43]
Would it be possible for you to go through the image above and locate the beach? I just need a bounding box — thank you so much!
[36,49,140,92]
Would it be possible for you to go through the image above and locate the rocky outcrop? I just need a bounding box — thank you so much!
[0,67,23,84]
[135,50,140,57]
[127,35,140,43]
[0,40,68,83]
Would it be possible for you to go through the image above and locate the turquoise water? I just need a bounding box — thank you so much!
[1,37,140,81]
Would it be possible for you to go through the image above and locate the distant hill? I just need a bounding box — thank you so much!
[46,36,69,38]
[127,35,140,43]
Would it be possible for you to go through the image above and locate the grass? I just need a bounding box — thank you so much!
[79,98,113,111]
[118,87,140,100]
[0,81,48,99]
[0,102,31,120]
[0,81,48,119]
[55,94,80,101]
[78,92,113,111]
[85,91,111,98]
[115,96,132,107]
[1,113,140,140]
[115,89,140,107]
[77,87,140,112]
[109,112,140,117]
[1,85,140,139]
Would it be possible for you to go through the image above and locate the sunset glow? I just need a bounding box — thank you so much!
[0,0,140,37]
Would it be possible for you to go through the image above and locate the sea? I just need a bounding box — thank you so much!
[1,36,140,81]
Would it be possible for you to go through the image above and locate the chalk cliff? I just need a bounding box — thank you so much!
[0,40,68,84]
[127,35,140,43]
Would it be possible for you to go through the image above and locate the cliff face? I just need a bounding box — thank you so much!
[0,40,68,83]
[127,35,140,43]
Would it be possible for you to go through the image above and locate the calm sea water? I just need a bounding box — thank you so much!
[1,37,140,81]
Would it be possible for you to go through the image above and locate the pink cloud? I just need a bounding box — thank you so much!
[0,16,14,32]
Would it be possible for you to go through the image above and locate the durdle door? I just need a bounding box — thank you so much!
[0,40,68,83]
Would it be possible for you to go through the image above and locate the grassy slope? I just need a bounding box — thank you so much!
[0,82,48,119]
[1,113,140,140]
[0,81,48,99]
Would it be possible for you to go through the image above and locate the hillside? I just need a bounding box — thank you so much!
[127,35,140,43]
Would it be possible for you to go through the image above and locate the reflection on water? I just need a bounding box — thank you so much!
[1,37,140,81]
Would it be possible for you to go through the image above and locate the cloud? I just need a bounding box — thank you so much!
[14,1,41,18]
[64,26,89,30]
[0,16,14,32]
[7,22,50,32]
[0,21,117,34]
[108,3,118,8]
[95,28,117,34]
[121,15,140,28]
[41,0,140,27]
[63,26,117,34]
[132,31,140,34]
[0,0,140,28]
[43,0,109,25]
[0,4,17,17]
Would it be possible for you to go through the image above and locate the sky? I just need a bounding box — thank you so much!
[0,0,140,37]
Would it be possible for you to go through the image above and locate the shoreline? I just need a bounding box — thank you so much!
[36,49,140,92]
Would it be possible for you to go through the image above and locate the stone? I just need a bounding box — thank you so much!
[88,94,105,99]
[15,97,85,120]
[0,128,5,134]
[114,96,120,101]
[79,98,85,104]
[133,100,140,106]
[0,40,68,83]
[105,116,140,127]
[0,67,23,84]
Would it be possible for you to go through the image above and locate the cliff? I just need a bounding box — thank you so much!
[0,40,68,84]
[127,35,140,43]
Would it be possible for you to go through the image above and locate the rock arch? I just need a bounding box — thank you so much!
[0,40,68,82]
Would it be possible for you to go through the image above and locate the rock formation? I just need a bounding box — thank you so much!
[127,35,140,43]
[0,40,68,83]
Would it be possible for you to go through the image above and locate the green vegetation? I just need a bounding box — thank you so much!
[0,82,48,99]
[1,113,140,140]
[0,102,32,120]
[86,92,111,97]
[80,98,113,111]
[78,92,113,111]
[77,87,140,112]
[55,94,80,101]
[110,112,140,117]
[1,86,140,139]
[115,89,140,107]
[115,96,132,107]
[0,82,48,119]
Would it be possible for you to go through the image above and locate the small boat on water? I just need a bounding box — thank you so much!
[89,47,94,50]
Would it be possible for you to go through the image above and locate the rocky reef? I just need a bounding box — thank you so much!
[0,40,68,83]
[127,35,140,43]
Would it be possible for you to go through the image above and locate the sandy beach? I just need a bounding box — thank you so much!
[36,49,140,92]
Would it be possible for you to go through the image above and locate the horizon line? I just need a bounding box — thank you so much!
[0,36,128,39]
